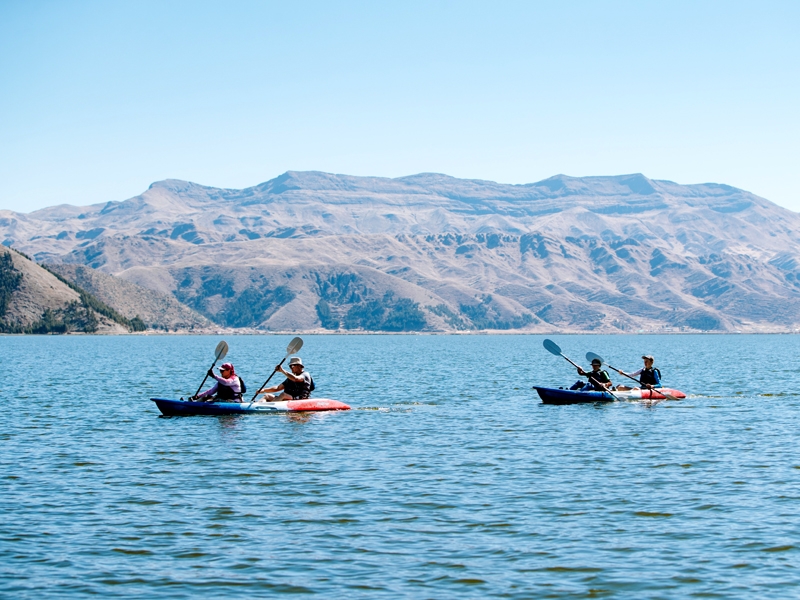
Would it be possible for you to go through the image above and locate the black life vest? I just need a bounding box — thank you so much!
[639,368,661,386]
[216,377,245,401]
[587,369,611,391]
[283,372,313,399]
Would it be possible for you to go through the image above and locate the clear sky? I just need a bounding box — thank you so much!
[1,0,798,213]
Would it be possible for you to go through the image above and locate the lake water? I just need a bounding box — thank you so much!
[3,334,800,598]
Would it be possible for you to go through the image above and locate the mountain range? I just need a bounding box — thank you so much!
[3,171,800,332]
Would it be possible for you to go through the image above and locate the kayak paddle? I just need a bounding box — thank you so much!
[249,336,304,402]
[193,340,229,398]
[543,339,620,401]
[585,352,678,402]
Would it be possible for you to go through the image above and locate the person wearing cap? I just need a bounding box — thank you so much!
[192,363,244,402]
[257,356,314,401]
[621,355,662,389]
[569,358,613,392]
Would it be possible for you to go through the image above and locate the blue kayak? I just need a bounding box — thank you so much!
[151,397,351,416]
[534,387,615,405]
[534,386,686,405]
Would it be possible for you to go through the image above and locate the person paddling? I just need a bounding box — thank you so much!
[192,363,244,402]
[257,357,314,401]
[620,355,661,390]
[569,358,613,391]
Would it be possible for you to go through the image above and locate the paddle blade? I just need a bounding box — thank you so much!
[543,338,562,356]
[215,340,229,362]
[286,336,303,355]
[585,352,603,364]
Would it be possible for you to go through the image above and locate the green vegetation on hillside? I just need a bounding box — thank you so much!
[315,272,367,304]
[26,302,99,334]
[343,292,427,332]
[224,286,295,327]
[429,304,469,330]
[315,299,339,329]
[176,272,296,327]
[314,273,427,331]
[41,265,147,332]
[0,248,147,333]
[459,296,535,330]
[0,252,23,321]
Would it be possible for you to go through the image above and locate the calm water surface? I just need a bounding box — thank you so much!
[2,334,800,598]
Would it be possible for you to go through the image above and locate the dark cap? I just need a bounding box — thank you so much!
[591,358,602,365]
[642,355,654,361]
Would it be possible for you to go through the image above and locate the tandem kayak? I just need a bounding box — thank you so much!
[151,397,351,416]
[534,387,686,405]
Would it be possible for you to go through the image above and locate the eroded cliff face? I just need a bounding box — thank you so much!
[4,171,800,332]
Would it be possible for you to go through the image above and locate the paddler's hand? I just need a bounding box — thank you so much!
[577,367,586,376]
[275,364,285,374]
[207,368,214,377]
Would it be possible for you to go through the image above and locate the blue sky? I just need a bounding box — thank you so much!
[1,0,798,212]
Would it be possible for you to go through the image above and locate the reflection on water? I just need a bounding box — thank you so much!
[2,333,800,599]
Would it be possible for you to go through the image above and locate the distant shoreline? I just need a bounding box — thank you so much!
[2,330,797,336]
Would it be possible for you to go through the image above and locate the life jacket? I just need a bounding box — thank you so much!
[216,377,245,401]
[639,368,661,386]
[587,369,611,391]
[283,372,313,399]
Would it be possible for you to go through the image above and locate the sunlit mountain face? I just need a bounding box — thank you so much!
[3,171,800,332]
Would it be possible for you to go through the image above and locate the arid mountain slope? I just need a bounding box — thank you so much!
[0,247,129,333]
[3,172,800,332]
[46,264,210,331]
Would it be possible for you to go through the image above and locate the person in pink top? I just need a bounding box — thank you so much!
[191,363,243,402]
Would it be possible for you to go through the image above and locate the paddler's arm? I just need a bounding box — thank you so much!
[624,368,651,388]
[276,365,305,382]
[258,382,284,395]
[194,383,219,400]
[207,370,229,384]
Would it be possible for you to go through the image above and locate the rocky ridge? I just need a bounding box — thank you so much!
[3,171,800,332]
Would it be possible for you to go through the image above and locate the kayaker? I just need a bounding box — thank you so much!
[620,355,662,390]
[569,358,613,391]
[191,363,244,402]
[257,356,314,401]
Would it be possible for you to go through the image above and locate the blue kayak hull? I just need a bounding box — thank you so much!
[534,387,615,405]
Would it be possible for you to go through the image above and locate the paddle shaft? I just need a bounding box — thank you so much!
[250,356,289,402]
[194,355,223,397]
[559,353,582,370]
[586,375,620,400]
